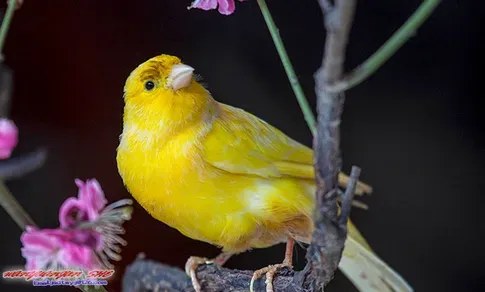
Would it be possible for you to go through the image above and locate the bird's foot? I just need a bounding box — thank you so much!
[185,253,233,292]
[185,256,211,292]
[250,261,292,292]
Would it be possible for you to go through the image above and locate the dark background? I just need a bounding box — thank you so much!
[0,0,481,291]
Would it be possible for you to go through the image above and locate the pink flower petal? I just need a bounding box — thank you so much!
[189,0,245,15]
[60,242,99,270]
[190,0,218,10]
[71,230,102,251]
[0,118,18,160]
[74,178,107,222]
[20,227,100,270]
[21,227,69,270]
[21,230,59,251]
[59,197,88,228]
[217,0,236,15]
[85,179,107,211]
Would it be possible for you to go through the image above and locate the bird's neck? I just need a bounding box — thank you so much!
[122,90,218,142]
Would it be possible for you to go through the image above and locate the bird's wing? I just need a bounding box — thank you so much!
[202,104,315,180]
[204,104,375,254]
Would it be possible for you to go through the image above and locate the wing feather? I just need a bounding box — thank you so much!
[202,104,314,179]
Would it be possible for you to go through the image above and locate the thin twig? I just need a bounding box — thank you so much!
[256,0,316,135]
[0,0,18,61]
[326,0,442,92]
[0,148,49,230]
[0,180,36,229]
[338,166,360,227]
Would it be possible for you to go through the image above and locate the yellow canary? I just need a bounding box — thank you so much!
[116,54,413,292]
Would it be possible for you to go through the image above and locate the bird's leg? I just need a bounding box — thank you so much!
[185,252,233,292]
[250,237,294,292]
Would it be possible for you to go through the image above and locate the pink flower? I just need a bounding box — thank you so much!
[76,179,107,219]
[0,118,18,159]
[20,226,100,270]
[189,0,246,15]
[21,179,132,271]
[59,179,107,227]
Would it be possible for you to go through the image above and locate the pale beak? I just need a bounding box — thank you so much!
[168,64,194,90]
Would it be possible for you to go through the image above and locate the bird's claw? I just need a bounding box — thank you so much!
[250,262,292,292]
[185,256,212,292]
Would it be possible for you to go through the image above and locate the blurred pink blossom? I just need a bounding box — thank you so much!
[59,179,107,227]
[20,226,100,270]
[189,0,246,15]
[0,118,18,159]
[20,179,132,271]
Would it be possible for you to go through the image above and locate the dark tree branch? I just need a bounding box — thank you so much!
[123,254,303,292]
[122,0,359,291]
[304,0,357,289]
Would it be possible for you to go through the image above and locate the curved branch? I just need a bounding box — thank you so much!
[0,148,48,180]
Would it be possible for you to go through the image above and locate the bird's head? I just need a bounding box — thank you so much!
[122,54,210,124]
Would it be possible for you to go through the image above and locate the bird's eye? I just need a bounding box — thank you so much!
[144,81,155,91]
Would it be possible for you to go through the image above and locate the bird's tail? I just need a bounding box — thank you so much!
[338,222,414,292]
[294,220,413,292]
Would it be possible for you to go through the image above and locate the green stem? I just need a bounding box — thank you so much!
[0,180,37,229]
[0,0,17,60]
[330,0,442,92]
[256,0,316,135]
